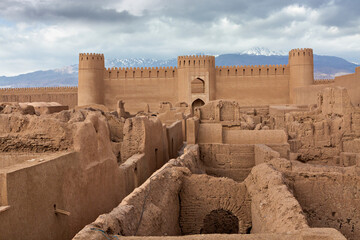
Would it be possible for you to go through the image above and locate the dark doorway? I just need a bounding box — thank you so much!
[200,209,239,234]
[191,99,205,115]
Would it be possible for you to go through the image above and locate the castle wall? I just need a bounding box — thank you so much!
[293,67,360,106]
[0,87,77,108]
[334,69,360,107]
[293,84,333,105]
[103,67,178,113]
[215,65,290,105]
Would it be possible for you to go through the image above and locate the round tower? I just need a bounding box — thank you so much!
[78,53,105,106]
[288,48,314,103]
[177,55,216,109]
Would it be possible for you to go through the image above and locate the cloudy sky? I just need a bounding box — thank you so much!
[0,0,359,76]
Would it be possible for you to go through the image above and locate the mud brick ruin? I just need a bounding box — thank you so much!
[1,48,360,240]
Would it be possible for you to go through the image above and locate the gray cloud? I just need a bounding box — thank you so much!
[0,0,359,76]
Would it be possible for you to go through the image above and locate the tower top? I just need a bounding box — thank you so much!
[177,55,215,68]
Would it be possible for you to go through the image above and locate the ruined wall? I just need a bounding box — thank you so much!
[254,144,281,165]
[282,87,360,163]
[0,87,78,108]
[215,65,290,105]
[103,67,178,113]
[166,120,184,159]
[199,144,255,181]
[180,174,251,235]
[0,105,177,240]
[222,130,288,144]
[120,116,169,191]
[73,145,204,239]
[0,109,125,240]
[288,171,360,240]
[244,162,309,234]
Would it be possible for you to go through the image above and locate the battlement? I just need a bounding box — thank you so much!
[215,64,289,76]
[313,79,335,85]
[177,55,215,68]
[105,66,178,79]
[0,86,78,93]
[79,53,104,60]
[79,53,104,69]
[289,48,313,57]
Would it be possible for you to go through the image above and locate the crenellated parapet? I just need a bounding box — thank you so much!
[105,66,178,79]
[289,48,313,57]
[79,53,104,69]
[0,86,78,93]
[177,55,215,68]
[313,79,335,85]
[216,64,289,76]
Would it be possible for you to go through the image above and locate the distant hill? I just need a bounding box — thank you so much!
[0,50,358,88]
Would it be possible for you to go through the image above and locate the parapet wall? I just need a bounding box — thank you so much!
[79,53,104,69]
[0,87,78,108]
[215,64,290,105]
[177,55,215,68]
[314,79,335,85]
[105,66,177,79]
[103,68,179,112]
[216,64,289,77]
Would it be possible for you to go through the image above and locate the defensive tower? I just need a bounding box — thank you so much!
[177,55,216,110]
[78,53,105,106]
[288,48,314,103]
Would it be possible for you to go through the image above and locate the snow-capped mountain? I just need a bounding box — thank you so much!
[241,47,287,56]
[105,58,177,69]
[0,49,358,88]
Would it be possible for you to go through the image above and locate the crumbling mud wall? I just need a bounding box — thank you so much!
[73,145,204,239]
[199,143,289,182]
[119,116,174,194]
[73,144,346,240]
[179,174,252,235]
[199,144,255,181]
[166,120,184,159]
[277,87,360,164]
[245,162,309,233]
[284,162,360,240]
[0,107,125,240]
[0,103,179,240]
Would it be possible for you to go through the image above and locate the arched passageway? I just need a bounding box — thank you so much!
[191,98,205,114]
[200,209,239,234]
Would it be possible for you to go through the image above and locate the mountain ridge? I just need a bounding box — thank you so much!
[0,49,358,88]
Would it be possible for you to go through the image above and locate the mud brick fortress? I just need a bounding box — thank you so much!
[1,48,360,240]
[77,48,360,113]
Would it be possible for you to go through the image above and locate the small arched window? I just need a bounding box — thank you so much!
[191,78,205,93]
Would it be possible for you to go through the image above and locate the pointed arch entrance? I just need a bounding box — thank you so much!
[191,98,205,115]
